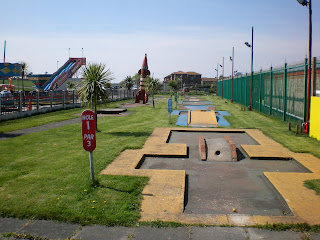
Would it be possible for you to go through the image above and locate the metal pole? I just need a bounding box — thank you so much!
[249,26,254,111]
[36,91,39,111]
[63,90,65,108]
[222,57,224,77]
[50,90,53,110]
[269,66,273,115]
[89,151,94,183]
[231,47,234,102]
[305,0,312,133]
[3,40,6,63]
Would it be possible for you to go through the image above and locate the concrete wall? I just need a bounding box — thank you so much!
[310,96,320,141]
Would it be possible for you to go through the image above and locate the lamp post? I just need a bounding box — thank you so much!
[215,63,222,98]
[230,47,234,103]
[245,26,254,110]
[297,0,312,133]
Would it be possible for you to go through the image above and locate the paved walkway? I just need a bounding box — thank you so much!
[0,118,81,141]
[1,217,319,240]
[0,111,133,141]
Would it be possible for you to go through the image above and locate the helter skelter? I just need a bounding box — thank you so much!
[135,54,149,104]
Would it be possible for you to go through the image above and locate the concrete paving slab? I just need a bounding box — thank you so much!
[190,227,247,240]
[246,228,302,240]
[0,218,29,233]
[18,220,79,239]
[132,227,189,240]
[310,233,320,240]
[72,225,133,240]
[101,127,320,225]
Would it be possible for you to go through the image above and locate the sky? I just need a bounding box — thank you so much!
[1,0,320,83]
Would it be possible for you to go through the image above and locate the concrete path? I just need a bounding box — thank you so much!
[1,217,319,240]
[0,118,81,141]
[0,111,132,141]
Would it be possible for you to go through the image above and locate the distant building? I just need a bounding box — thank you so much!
[201,77,217,86]
[163,71,202,90]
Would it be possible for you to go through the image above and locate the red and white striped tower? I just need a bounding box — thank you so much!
[135,54,149,103]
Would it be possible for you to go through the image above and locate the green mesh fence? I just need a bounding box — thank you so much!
[217,58,319,124]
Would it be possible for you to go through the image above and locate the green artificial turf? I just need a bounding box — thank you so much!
[304,179,320,195]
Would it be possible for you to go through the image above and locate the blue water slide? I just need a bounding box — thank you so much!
[43,61,75,91]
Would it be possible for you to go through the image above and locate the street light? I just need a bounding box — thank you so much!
[215,63,224,98]
[297,0,312,133]
[230,47,234,103]
[245,26,254,111]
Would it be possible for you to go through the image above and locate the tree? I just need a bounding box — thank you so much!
[132,73,140,88]
[66,81,75,90]
[146,77,160,108]
[19,61,30,105]
[77,63,114,130]
[121,76,135,90]
[168,79,179,97]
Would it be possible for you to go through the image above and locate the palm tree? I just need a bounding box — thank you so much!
[121,76,135,91]
[19,61,29,105]
[77,63,114,130]
[146,77,160,108]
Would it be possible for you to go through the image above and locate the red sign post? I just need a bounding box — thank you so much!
[82,110,96,151]
[81,110,96,183]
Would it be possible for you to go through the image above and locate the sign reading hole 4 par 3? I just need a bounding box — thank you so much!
[167,98,173,113]
[81,110,96,152]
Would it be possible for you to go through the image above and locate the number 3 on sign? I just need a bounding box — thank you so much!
[81,110,96,152]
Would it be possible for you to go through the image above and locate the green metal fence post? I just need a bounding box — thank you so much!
[259,69,262,112]
[283,63,288,122]
[303,58,308,122]
[269,66,273,115]
[245,73,248,107]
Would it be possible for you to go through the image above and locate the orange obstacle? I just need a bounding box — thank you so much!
[27,100,32,111]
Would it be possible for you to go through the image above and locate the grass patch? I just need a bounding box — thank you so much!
[0,98,178,226]
[304,179,320,195]
[254,223,320,233]
[1,94,320,227]
[202,96,320,158]
[0,99,133,133]
[0,108,84,133]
